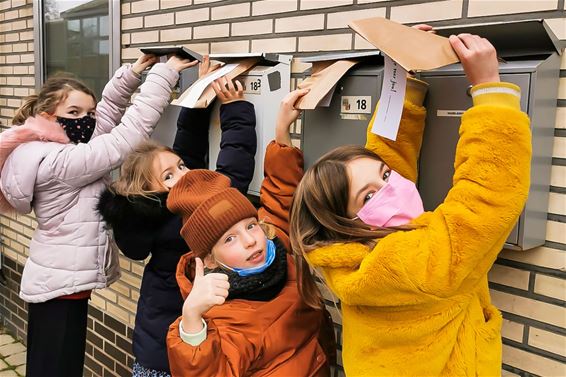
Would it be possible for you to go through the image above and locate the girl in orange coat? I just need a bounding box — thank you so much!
[166,89,334,377]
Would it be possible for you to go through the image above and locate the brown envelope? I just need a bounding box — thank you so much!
[296,59,360,110]
[174,57,259,108]
[349,17,459,72]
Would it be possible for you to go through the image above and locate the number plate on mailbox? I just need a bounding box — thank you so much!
[341,96,372,114]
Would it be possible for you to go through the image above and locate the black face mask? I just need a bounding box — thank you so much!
[57,115,96,144]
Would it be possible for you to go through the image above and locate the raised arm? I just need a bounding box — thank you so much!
[92,54,158,138]
[173,106,212,169]
[47,57,198,188]
[258,89,308,236]
[365,77,428,183]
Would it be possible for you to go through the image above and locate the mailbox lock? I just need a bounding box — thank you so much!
[466,85,473,97]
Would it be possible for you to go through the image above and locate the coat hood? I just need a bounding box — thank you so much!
[97,188,173,230]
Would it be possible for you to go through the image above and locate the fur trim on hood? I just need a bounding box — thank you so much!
[97,189,173,230]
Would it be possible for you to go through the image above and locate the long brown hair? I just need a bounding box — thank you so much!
[290,145,400,309]
[12,73,96,125]
[111,140,175,198]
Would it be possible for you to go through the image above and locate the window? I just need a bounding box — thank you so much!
[34,0,120,99]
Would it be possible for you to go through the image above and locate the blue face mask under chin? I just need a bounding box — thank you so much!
[216,239,276,277]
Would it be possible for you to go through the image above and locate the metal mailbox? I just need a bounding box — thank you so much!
[300,20,561,250]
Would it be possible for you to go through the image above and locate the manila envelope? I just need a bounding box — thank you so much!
[296,59,361,110]
[173,57,259,108]
[349,17,459,72]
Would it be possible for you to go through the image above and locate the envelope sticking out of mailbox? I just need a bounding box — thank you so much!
[349,17,460,72]
[296,51,381,110]
[173,56,260,108]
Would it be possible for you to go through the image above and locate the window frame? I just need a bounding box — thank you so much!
[32,0,121,91]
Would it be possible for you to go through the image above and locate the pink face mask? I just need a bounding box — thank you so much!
[354,170,424,228]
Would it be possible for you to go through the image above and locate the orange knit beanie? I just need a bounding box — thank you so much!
[167,170,257,258]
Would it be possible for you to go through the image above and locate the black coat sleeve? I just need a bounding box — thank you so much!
[113,224,154,261]
[215,101,257,194]
[173,107,212,169]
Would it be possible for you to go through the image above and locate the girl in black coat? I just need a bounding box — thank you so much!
[97,57,256,377]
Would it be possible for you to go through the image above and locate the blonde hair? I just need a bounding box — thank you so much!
[13,73,96,125]
[111,140,176,198]
[290,145,407,309]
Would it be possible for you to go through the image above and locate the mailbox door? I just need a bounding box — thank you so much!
[302,67,383,168]
[418,72,531,247]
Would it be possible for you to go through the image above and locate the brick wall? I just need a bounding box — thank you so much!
[1,0,566,376]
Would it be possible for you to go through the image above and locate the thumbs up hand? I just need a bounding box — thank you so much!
[181,258,230,333]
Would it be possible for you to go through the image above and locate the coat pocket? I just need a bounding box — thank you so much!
[476,304,503,377]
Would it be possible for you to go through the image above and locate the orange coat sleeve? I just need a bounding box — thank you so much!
[167,317,258,377]
[258,141,304,237]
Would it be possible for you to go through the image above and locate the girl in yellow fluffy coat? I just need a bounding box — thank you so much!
[289,33,531,376]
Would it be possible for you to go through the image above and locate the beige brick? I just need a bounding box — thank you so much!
[358,0,392,3]
[4,10,18,20]
[131,0,160,14]
[548,192,565,216]
[499,247,566,271]
[211,3,250,20]
[546,220,566,245]
[534,274,566,301]
[131,30,159,44]
[550,165,565,188]
[18,7,32,17]
[145,12,174,27]
[122,47,141,60]
[176,7,209,24]
[122,16,143,30]
[252,0,296,16]
[119,256,132,270]
[391,0,462,23]
[275,14,324,33]
[0,0,9,9]
[12,20,27,30]
[528,327,566,357]
[21,76,35,86]
[211,39,249,53]
[90,293,107,311]
[27,18,33,28]
[6,55,21,64]
[96,288,117,303]
[502,344,566,376]
[194,0,222,4]
[491,290,565,328]
[120,271,142,288]
[291,138,301,148]
[118,296,138,314]
[122,2,131,15]
[19,31,33,40]
[488,264,530,290]
[28,65,35,75]
[14,87,29,97]
[468,0,558,17]
[7,98,21,108]
[300,0,352,11]
[122,33,131,45]
[232,19,272,36]
[161,0,191,9]
[106,302,130,322]
[327,8,386,29]
[556,108,566,129]
[161,26,192,42]
[111,281,131,297]
[298,34,351,52]
[558,77,566,100]
[0,45,12,53]
[5,32,19,42]
[12,43,27,52]
[131,261,145,277]
[501,319,523,342]
[193,23,229,39]
[12,0,26,6]
[251,37,295,53]
[354,34,375,50]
